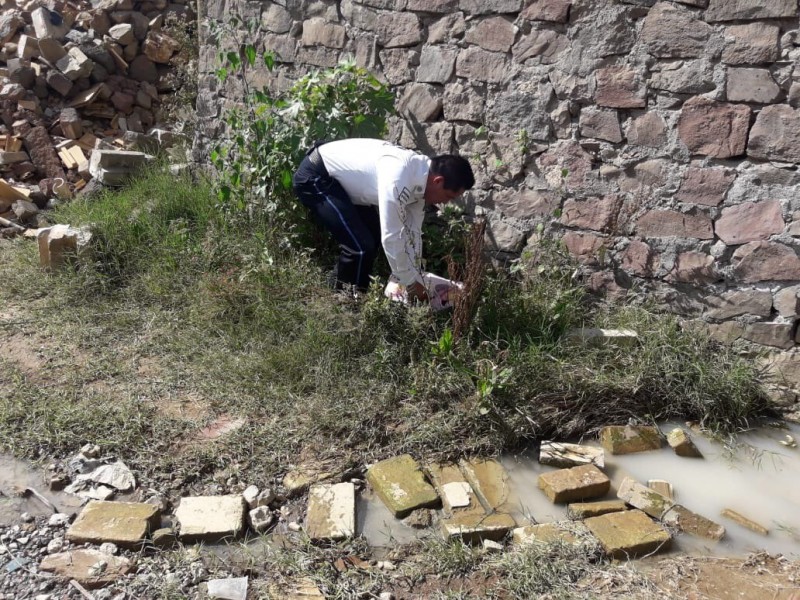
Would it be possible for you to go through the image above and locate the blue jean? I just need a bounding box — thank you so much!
[293,154,381,290]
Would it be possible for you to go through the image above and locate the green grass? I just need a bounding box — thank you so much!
[0,167,772,485]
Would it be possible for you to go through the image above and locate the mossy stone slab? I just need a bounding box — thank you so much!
[66,500,160,548]
[538,464,610,503]
[585,509,671,559]
[366,454,439,518]
[512,521,592,545]
[568,499,628,519]
[600,425,663,455]
[617,477,674,519]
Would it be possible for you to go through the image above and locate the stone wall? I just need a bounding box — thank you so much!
[197,0,800,403]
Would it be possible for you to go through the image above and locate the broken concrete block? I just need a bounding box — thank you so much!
[565,328,639,347]
[17,35,39,60]
[38,37,68,63]
[427,464,473,515]
[667,428,703,458]
[31,7,69,40]
[0,151,29,165]
[647,480,674,501]
[88,149,151,185]
[720,508,769,535]
[305,482,355,541]
[12,199,38,224]
[568,499,628,519]
[442,481,472,509]
[599,425,662,455]
[60,108,83,139]
[366,455,439,518]
[247,506,274,534]
[46,70,73,97]
[66,500,159,548]
[584,509,671,559]
[459,458,518,514]
[242,485,259,509]
[662,505,725,541]
[37,224,92,270]
[512,521,594,546]
[539,441,605,469]
[617,477,674,519]
[427,462,516,542]
[109,23,135,45]
[538,464,610,504]
[39,549,132,589]
[175,496,246,542]
[142,30,179,63]
[151,527,177,548]
[207,577,248,600]
[56,47,94,81]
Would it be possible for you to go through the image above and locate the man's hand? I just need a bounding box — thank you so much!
[406,281,429,303]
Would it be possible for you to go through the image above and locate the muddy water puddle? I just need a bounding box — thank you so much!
[360,423,800,558]
[4,423,798,560]
[0,455,83,525]
[502,422,800,558]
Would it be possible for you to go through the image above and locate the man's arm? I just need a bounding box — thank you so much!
[377,156,425,290]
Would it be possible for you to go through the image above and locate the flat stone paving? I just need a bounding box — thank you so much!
[568,499,628,519]
[305,482,355,541]
[175,495,246,542]
[66,500,160,548]
[585,509,672,559]
[39,549,133,589]
[366,454,439,518]
[512,521,591,546]
[538,464,610,503]
[600,425,663,455]
[427,462,517,542]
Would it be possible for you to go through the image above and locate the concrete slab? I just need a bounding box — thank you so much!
[305,482,355,541]
[512,521,593,546]
[663,505,725,541]
[440,511,517,543]
[667,427,703,458]
[175,495,246,542]
[366,455,439,518]
[720,508,769,536]
[539,441,605,468]
[568,499,628,519]
[565,328,639,347]
[427,463,473,514]
[584,509,671,559]
[39,549,132,589]
[538,464,610,503]
[648,479,674,501]
[459,458,516,513]
[617,477,674,519]
[66,501,159,548]
[600,425,662,455]
[428,462,515,542]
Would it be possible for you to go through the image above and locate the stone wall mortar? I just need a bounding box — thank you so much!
[197,0,800,377]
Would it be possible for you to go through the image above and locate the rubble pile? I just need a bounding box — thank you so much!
[0,0,195,235]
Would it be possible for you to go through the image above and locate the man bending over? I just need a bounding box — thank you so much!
[293,138,475,302]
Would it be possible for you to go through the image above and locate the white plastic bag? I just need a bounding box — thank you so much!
[384,272,462,311]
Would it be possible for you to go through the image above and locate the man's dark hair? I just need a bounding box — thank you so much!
[430,155,475,191]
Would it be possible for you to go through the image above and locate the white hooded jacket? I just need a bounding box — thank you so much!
[318,139,429,286]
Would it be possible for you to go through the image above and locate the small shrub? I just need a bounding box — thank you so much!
[210,19,394,245]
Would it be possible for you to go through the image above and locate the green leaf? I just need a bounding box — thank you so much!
[264,52,275,71]
[244,44,256,66]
